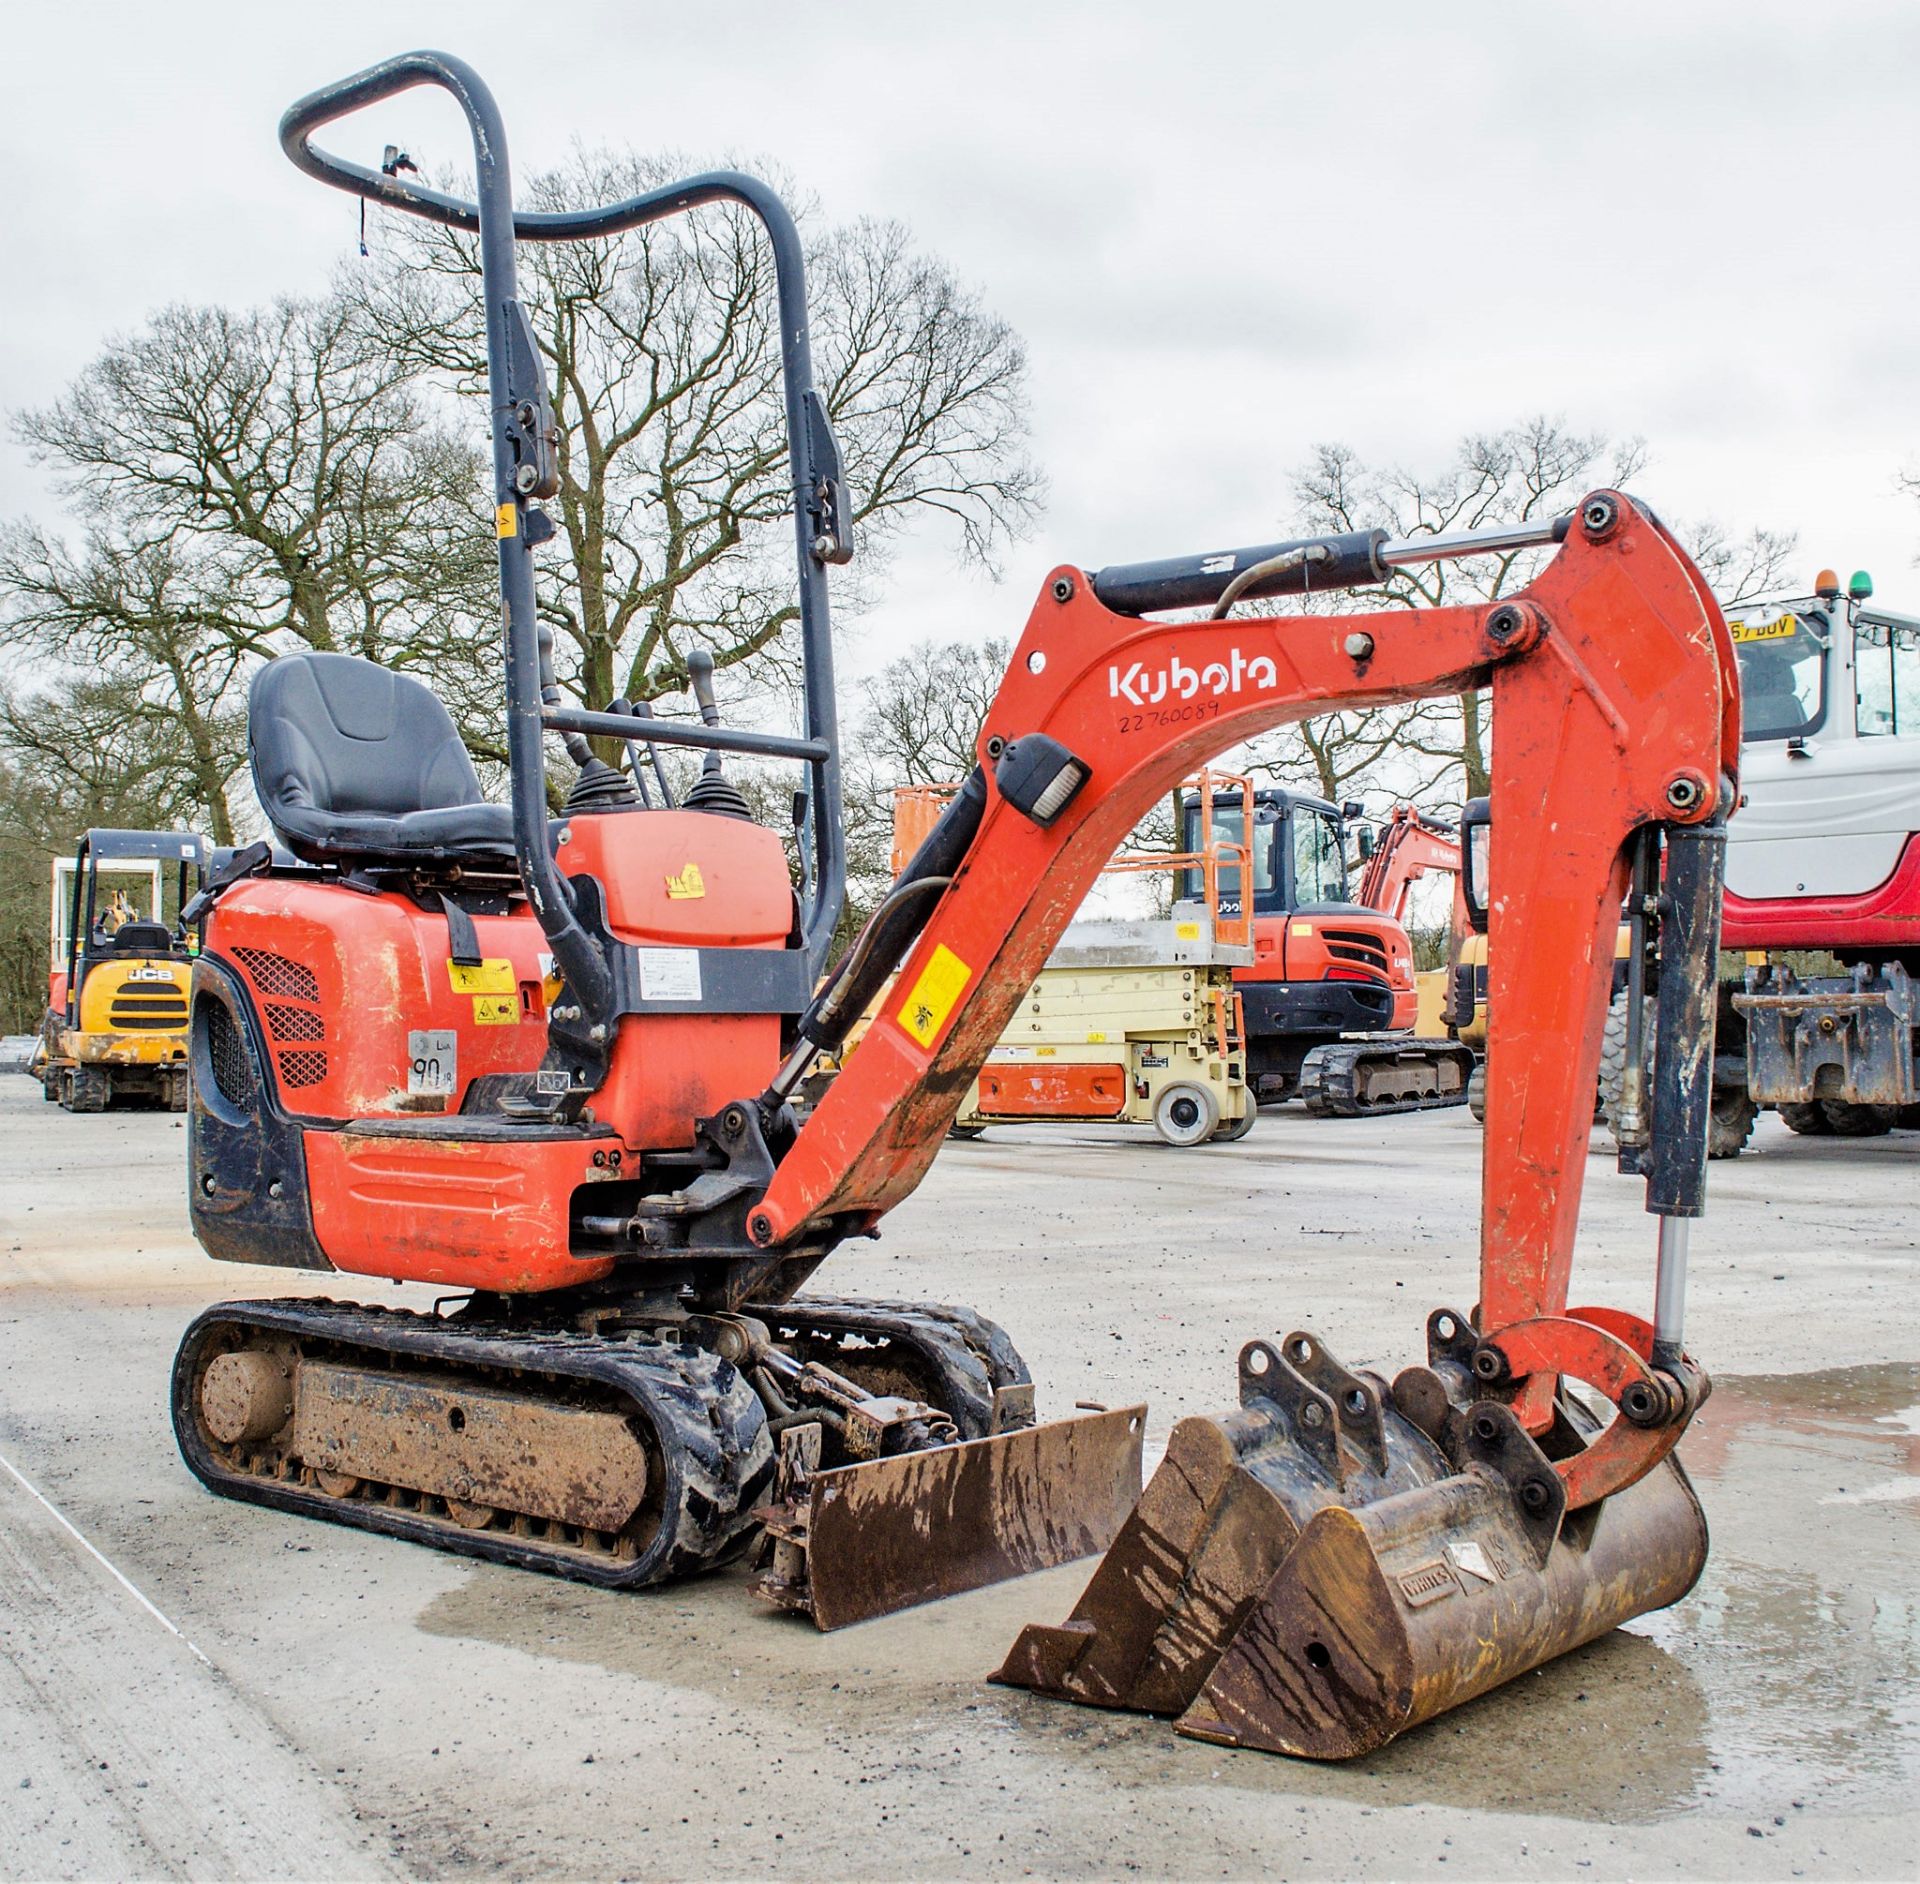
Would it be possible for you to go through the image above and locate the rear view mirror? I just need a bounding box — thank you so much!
[1460,797,1491,936]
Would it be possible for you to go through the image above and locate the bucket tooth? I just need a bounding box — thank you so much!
[754,1403,1144,1631]
[998,1327,1710,1760]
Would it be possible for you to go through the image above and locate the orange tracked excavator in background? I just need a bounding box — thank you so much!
[173,52,1738,1760]
[1175,781,1475,1112]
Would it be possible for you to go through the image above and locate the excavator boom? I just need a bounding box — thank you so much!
[755,496,1740,1753]
[1355,805,1462,927]
[764,496,1737,1365]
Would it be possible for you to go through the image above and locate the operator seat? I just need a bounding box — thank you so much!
[101,919,177,957]
[1739,647,1806,739]
[249,652,516,867]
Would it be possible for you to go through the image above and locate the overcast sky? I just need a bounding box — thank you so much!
[5,1,1917,679]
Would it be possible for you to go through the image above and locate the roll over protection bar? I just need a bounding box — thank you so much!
[279,52,851,997]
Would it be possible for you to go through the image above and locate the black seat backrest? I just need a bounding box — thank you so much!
[103,920,176,957]
[249,652,514,866]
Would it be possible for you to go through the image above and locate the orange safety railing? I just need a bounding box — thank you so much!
[1106,769,1254,951]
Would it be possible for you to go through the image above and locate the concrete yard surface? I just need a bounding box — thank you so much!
[0,1079,1915,1880]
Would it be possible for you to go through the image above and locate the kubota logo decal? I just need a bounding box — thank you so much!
[1109,647,1280,706]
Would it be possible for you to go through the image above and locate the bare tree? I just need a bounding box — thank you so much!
[1236,419,1794,807]
[11,297,493,658]
[347,151,1042,735]
[0,294,499,838]
[0,541,251,841]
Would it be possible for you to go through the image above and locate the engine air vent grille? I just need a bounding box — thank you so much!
[203,998,254,1107]
[265,1003,325,1043]
[277,1050,328,1089]
[232,948,319,1003]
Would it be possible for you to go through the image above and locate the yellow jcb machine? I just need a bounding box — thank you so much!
[37,828,206,1112]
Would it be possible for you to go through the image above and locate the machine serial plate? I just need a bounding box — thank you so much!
[407,1029,457,1097]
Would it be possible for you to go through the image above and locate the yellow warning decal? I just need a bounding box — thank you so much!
[665,862,706,900]
[1730,613,1799,644]
[472,994,519,1026]
[897,943,972,1048]
[496,503,518,539]
[449,958,516,995]
[1290,921,1313,938]
[1085,1031,1108,1044]
[1175,921,1200,940]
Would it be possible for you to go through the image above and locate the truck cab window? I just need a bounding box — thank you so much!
[1854,613,1920,737]
[1730,610,1826,739]
[1180,796,1278,914]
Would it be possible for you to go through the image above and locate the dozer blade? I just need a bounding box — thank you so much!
[997,1323,1707,1760]
[755,1404,1145,1631]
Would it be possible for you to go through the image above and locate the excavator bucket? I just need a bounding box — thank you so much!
[995,1320,1706,1758]
[755,1402,1147,1630]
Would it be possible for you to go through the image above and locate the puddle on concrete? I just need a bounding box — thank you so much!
[1631,1362,1920,1818]
[416,1363,1919,1825]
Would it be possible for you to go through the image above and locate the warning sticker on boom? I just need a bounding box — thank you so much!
[897,943,972,1048]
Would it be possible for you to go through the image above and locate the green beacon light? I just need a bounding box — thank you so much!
[1848,569,1874,601]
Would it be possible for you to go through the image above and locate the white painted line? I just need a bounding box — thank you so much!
[0,1446,210,1664]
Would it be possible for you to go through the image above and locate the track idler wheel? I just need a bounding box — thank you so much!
[996,1314,1707,1759]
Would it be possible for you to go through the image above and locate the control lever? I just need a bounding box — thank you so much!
[681,648,752,819]
[607,698,660,807]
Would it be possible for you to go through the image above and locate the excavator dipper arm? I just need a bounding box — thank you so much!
[760,493,1740,1512]
[1355,807,1462,926]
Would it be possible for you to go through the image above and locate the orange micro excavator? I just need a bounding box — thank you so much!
[173,52,1738,1759]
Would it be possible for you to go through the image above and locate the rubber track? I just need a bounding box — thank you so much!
[751,1294,1033,1439]
[1298,1037,1477,1117]
[171,1299,774,1589]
